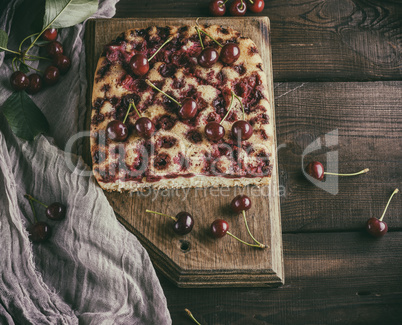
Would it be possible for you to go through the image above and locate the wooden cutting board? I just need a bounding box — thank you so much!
[84,17,283,287]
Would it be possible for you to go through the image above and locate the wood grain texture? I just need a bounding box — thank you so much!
[161,232,402,324]
[274,81,402,233]
[115,0,402,81]
[85,17,284,287]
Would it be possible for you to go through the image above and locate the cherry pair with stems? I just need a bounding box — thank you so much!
[23,194,66,243]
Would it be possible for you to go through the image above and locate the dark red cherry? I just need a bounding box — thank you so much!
[205,121,225,141]
[43,66,60,86]
[135,117,155,138]
[366,217,388,237]
[46,41,63,58]
[232,120,253,141]
[209,0,226,16]
[220,43,240,64]
[46,202,66,221]
[53,54,71,74]
[198,48,219,68]
[229,0,247,16]
[42,28,58,41]
[247,0,265,13]
[173,212,194,235]
[26,74,43,94]
[106,120,128,141]
[10,71,29,91]
[211,219,229,238]
[130,53,149,76]
[305,161,324,181]
[28,222,52,243]
[231,194,252,213]
[179,98,197,120]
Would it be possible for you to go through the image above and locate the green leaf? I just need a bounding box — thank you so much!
[1,91,49,141]
[0,29,9,52]
[43,0,98,29]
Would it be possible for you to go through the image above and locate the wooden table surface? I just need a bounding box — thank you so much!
[114,1,402,324]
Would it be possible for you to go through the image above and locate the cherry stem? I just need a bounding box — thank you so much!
[123,101,135,123]
[19,60,42,73]
[145,209,177,221]
[195,26,204,50]
[242,210,268,248]
[24,195,39,223]
[197,27,223,48]
[220,0,230,7]
[148,36,173,62]
[379,188,399,221]
[0,46,20,55]
[19,33,39,51]
[249,0,254,4]
[24,194,48,208]
[185,308,202,325]
[240,0,245,11]
[25,54,50,61]
[324,168,369,177]
[11,57,17,72]
[232,92,245,120]
[145,79,181,106]
[220,91,235,124]
[227,231,266,249]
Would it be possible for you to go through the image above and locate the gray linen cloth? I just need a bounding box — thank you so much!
[0,1,171,324]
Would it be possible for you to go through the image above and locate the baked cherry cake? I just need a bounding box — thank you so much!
[91,24,274,192]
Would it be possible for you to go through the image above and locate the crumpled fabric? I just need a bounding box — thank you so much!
[0,1,171,324]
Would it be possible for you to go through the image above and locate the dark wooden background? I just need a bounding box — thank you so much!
[114,1,402,324]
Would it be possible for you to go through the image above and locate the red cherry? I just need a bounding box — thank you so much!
[173,211,194,235]
[366,218,388,237]
[10,71,29,91]
[42,28,58,41]
[209,0,226,16]
[53,54,71,74]
[232,120,253,141]
[205,121,225,141]
[179,98,197,120]
[46,202,66,221]
[220,43,240,64]
[46,41,63,58]
[229,0,247,16]
[198,48,219,68]
[106,120,128,141]
[130,53,149,76]
[26,74,43,94]
[305,161,324,181]
[247,0,265,13]
[211,219,229,238]
[28,222,52,243]
[43,66,60,86]
[135,117,155,138]
[231,194,252,213]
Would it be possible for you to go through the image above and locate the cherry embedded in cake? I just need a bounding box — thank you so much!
[91,24,274,192]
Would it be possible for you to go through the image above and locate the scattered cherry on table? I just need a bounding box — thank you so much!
[146,209,194,235]
[247,0,265,13]
[26,74,43,94]
[305,161,369,181]
[43,66,60,86]
[229,0,247,16]
[231,194,252,213]
[366,188,399,237]
[209,0,227,16]
[28,222,52,243]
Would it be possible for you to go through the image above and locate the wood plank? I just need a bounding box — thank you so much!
[159,231,402,324]
[85,17,284,287]
[115,0,402,81]
[274,81,402,233]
